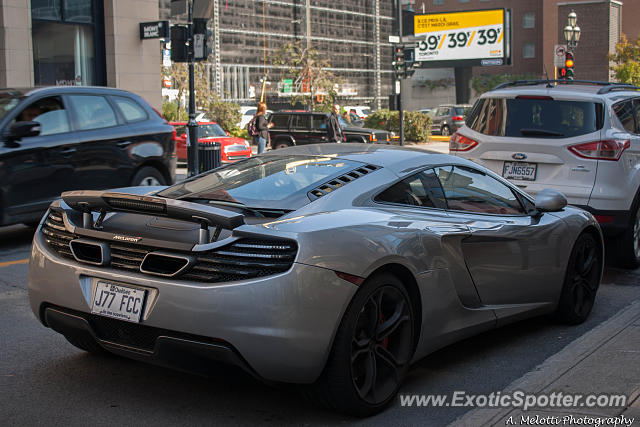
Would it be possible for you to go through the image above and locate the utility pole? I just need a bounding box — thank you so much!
[397,0,404,146]
[186,0,199,177]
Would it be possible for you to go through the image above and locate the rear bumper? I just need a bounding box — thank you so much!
[572,205,629,236]
[28,230,357,383]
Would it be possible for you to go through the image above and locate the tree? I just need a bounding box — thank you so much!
[162,62,211,118]
[207,94,241,133]
[609,34,640,86]
[272,41,339,110]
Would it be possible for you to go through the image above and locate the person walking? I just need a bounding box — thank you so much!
[327,103,345,143]
[253,102,272,154]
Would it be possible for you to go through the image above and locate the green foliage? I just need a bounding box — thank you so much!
[364,109,432,143]
[207,96,242,133]
[230,128,249,139]
[609,34,640,86]
[471,73,539,95]
[272,41,339,110]
[161,101,186,122]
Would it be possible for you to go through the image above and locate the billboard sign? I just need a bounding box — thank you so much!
[414,9,505,65]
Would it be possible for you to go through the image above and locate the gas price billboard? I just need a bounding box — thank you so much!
[414,9,507,65]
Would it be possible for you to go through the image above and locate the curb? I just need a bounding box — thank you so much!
[450,300,640,426]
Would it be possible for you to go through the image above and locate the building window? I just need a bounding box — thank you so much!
[434,0,444,5]
[523,12,535,29]
[31,0,98,86]
[523,42,535,59]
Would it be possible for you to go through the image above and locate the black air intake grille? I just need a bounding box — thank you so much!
[41,212,298,283]
[308,164,380,200]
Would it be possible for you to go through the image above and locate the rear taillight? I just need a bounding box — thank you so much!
[171,128,177,158]
[452,115,464,121]
[568,139,630,161]
[449,132,478,152]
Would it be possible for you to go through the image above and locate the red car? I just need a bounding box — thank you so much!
[170,121,252,164]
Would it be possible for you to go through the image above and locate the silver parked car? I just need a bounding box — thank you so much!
[450,80,640,268]
[28,144,603,416]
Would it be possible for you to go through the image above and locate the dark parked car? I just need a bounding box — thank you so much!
[0,86,175,227]
[268,110,390,149]
[430,104,471,136]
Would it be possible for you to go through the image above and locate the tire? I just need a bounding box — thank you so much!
[614,204,640,269]
[308,273,415,417]
[273,141,292,150]
[555,232,602,324]
[441,125,450,136]
[131,166,166,187]
[65,335,110,356]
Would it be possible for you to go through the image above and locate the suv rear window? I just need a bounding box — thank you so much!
[270,114,289,128]
[466,98,603,138]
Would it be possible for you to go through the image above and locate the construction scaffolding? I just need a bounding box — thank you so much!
[160,0,394,109]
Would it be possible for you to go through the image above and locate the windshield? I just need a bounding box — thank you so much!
[158,155,366,210]
[362,108,371,115]
[454,106,470,116]
[0,93,22,121]
[199,123,227,138]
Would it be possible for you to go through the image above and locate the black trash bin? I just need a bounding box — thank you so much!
[198,142,222,173]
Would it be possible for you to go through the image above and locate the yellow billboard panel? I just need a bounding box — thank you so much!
[415,9,503,34]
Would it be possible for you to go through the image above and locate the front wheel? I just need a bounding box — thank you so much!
[309,273,415,417]
[273,141,292,150]
[441,125,450,136]
[555,232,602,324]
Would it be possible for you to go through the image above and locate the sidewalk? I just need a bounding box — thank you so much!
[451,301,640,426]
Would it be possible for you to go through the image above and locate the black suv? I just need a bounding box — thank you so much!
[0,86,175,227]
[268,111,390,149]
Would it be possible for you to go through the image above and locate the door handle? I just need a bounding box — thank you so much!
[117,141,132,148]
[59,147,77,155]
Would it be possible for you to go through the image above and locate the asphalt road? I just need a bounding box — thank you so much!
[1,223,639,426]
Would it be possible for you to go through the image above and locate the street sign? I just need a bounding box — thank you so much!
[554,44,568,67]
[481,58,503,66]
[414,9,505,63]
[139,21,169,39]
[389,35,400,44]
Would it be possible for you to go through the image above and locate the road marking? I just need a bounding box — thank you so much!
[0,258,29,268]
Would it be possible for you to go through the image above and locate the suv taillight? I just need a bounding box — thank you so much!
[452,115,464,121]
[449,132,478,152]
[568,139,630,161]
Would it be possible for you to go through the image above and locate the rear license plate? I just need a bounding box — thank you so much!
[502,161,537,181]
[91,281,146,323]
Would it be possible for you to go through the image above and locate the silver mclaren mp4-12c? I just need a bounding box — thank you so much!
[28,144,603,416]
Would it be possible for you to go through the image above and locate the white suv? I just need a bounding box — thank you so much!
[450,80,640,268]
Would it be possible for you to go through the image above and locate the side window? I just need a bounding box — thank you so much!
[174,125,186,136]
[613,100,635,133]
[291,114,309,130]
[14,95,70,136]
[311,115,326,130]
[245,109,256,116]
[270,114,289,128]
[434,165,525,215]
[112,96,148,122]
[375,169,446,209]
[68,95,118,130]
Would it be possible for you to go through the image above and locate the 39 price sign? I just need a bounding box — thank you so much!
[414,10,505,62]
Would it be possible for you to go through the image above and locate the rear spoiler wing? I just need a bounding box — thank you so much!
[61,190,244,244]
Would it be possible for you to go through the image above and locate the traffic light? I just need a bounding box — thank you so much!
[564,52,575,80]
[170,25,188,62]
[393,45,405,77]
[193,18,212,61]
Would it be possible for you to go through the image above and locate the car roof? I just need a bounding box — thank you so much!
[485,82,640,101]
[0,86,143,98]
[259,143,479,174]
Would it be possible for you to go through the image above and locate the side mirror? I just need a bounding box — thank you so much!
[8,121,40,141]
[535,189,567,213]
[226,131,230,136]
[180,133,186,139]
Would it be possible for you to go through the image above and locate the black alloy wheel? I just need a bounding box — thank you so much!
[309,273,415,417]
[351,285,413,405]
[556,232,602,324]
[441,125,450,136]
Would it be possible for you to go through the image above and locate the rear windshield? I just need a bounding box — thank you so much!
[466,98,603,138]
[454,106,470,116]
[158,156,365,209]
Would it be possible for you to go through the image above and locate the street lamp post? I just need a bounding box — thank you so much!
[563,11,581,51]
